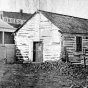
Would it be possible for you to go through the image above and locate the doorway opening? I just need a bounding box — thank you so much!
[33,41,43,62]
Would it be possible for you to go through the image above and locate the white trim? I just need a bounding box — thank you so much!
[0,28,16,32]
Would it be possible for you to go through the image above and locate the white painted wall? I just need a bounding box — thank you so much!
[15,12,62,62]
[39,13,62,61]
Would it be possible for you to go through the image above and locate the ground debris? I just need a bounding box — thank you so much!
[0,61,87,88]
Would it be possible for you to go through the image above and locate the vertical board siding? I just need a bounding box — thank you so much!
[5,44,15,63]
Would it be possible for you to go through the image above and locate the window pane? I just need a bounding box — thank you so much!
[4,32,14,44]
[0,32,2,44]
[76,44,82,51]
[76,37,81,44]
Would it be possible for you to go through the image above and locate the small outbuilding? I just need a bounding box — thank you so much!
[14,10,88,63]
[0,19,16,63]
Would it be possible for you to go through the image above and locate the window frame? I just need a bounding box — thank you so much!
[76,36,82,52]
[4,32,14,44]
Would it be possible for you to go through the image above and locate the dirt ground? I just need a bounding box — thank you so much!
[0,60,87,88]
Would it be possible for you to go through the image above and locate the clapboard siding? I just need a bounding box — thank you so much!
[15,13,62,61]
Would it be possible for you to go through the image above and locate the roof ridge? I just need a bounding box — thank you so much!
[0,11,31,14]
[14,10,88,34]
[39,10,88,20]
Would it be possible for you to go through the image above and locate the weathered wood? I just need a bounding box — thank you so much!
[15,13,61,62]
[15,12,88,63]
[62,34,88,62]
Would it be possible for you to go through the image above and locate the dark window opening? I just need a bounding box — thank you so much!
[0,32,2,44]
[33,41,43,62]
[86,37,88,39]
[76,36,82,52]
[4,32,14,44]
[33,42,36,62]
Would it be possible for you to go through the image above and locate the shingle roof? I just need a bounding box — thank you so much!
[15,10,88,34]
[40,10,88,34]
[2,11,32,20]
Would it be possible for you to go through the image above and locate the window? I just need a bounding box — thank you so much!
[4,32,14,44]
[86,37,88,39]
[0,32,2,44]
[76,36,82,52]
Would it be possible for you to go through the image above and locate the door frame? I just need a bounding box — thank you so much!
[33,41,43,62]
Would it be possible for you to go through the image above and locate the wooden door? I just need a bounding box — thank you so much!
[33,42,43,62]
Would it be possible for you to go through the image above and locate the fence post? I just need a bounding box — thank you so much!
[83,48,87,86]
[83,48,86,68]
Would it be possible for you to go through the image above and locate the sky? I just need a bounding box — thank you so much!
[0,0,88,19]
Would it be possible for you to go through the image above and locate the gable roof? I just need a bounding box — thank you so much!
[15,10,88,34]
[0,19,15,29]
[14,12,36,33]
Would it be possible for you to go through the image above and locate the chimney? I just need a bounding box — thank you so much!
[20,9,23,14]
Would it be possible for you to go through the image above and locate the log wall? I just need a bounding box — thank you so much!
[63,34,88,62]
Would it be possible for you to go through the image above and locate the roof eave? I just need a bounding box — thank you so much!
[14,11,37,33]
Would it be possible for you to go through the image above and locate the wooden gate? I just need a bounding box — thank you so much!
[33,41,43,62]
[0,31,15,63]
[5,44,15,63]
[0,44,15,63]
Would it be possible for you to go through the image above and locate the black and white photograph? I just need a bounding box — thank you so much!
[0,0,88,88]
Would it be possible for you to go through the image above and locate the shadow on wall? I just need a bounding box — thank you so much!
[60,46,69,63]
[15,47,30,64]
[15,48,24,64]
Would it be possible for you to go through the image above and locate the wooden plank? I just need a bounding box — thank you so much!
[5,44,15,63]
